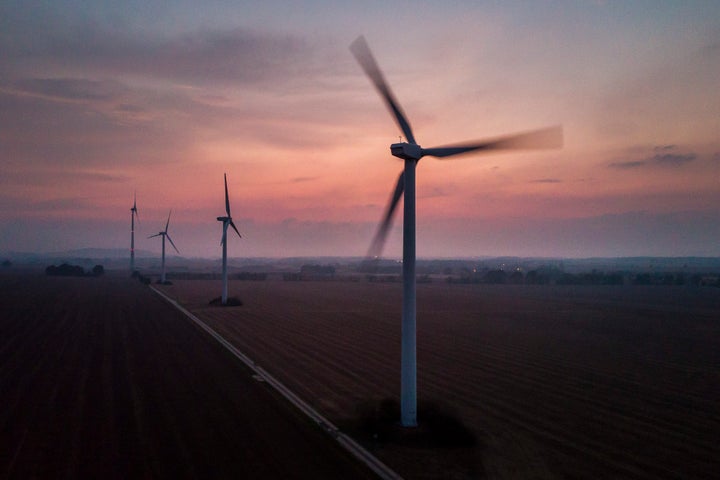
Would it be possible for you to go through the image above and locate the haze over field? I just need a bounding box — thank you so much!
[2,1,719,258]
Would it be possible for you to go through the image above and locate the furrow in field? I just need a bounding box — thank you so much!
[418,335,720,437]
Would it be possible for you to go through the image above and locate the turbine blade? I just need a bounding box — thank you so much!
[350,36,417,145]
[366,171,404,260]
[229,220,241,238]
[165,210,172,232]
[148,233,160,239]
[166,233,179,254]
[421,125,563,159]
[224,173,231,216]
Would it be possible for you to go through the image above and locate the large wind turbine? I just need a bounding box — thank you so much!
[216,173,241,305]
[350,36,562,427]
[149,210,179,284]
[130,192,139,273]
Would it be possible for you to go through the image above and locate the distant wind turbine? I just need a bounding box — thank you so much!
[350,35,562,427]
[149,210,179,284]
[216,173,242,305]
[130,192,139,273]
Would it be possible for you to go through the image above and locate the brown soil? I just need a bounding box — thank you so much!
[0,271,375,479]
[159,278,720,479]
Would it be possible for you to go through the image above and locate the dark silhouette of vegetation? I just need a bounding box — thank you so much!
[132,271,151,284]
[46,263,86,276]
[284,264,338,281]
[443,267,720,287]
[236,272,267,281]
[2,259,11,267]
[366,274,401,283]
[483,269,507,284]
[209,296,243,306]
[348,398,478,449]
[525,269,547,284]
[46,263,106,277]
[558,270,624,285]
[300,264,336,276]
[357,259,401,274]
[508,270,524,284]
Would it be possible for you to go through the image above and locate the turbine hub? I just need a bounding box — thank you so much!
[217,216,229,222]
[390,142,422,161]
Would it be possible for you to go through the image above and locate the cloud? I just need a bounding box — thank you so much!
[15,78,127,102]
[0,192,110,217]
[421,186,450,198]
[608,146,697,170]
[0,87,196,169]
[530,178,561,183]
[0,169,128,188]
[608,160,646,169]
[5,22,318,89]
[651,152,696,167]
[291,176,319,183]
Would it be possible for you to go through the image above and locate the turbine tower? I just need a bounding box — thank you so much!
[350,36,562,427]
[149,210,179,284]
[130,192,139,273]
[216,173,241,304]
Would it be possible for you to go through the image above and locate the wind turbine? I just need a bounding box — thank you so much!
[130,192,139,273]
[350,36,562,427]
[216,173,241,305]
[148,210,179,284]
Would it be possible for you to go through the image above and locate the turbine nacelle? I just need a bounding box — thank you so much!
[390,142,422,161]
[217,216,230,222]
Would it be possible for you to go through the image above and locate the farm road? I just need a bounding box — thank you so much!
[0,271,375,479]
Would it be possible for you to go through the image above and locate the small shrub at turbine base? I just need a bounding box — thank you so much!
[208,296,243,307]
[348,398,479,449]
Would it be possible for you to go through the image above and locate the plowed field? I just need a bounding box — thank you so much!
[0,272,375,479]
[160,278,720,479]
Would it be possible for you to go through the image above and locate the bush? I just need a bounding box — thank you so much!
[349,398,478,448]
[46,263,85,277]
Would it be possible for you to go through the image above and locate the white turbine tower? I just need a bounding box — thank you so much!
[216,173,241,305]
[149,210,179,284]
[350,36,562,427]
[130,192,139,273]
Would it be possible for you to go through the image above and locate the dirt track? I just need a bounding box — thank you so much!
[0,271,375,479]
[161,278,720,479]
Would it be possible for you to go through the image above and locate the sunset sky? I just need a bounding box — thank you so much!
[2,1,719,258]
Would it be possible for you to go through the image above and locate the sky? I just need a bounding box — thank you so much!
[1,0,719,259]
